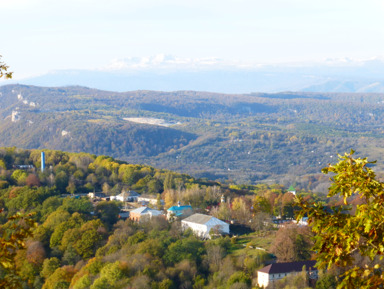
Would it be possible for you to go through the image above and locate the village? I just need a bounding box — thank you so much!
[86,186,314,289]
[1,148,333,288]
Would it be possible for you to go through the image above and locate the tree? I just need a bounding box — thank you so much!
[42,265,77,289]
[275,266,311,289]
[94,201,120,228]
[0,210,36,289]
[231,197,252,224]
[40,257,61,280]
[26,174,41,187]
[55,171,69,193]
[11,169,28,186]
[270,224,312,262]
[252,195,272,214]
[164,237,205,265]
[297,151,384,288]
[0,55,12,79]
[250,212,270,232]
[156,193,163,210]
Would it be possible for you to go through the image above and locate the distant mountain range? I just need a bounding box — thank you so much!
[3,56,384,93]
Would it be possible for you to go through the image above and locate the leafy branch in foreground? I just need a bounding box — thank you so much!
[0,209,36,289]
[296,150,384,289]
[0,55,12,79]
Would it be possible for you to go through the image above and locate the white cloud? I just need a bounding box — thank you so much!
[103,54,239,71]
[102,54,384,72]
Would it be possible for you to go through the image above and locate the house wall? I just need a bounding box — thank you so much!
[129,212,141,222]
[205,219,230,235]
[137,197,164,205]
[257,270,318,288]
[182,221,209,238]
[182,221,228,238]
[257,272,269,288]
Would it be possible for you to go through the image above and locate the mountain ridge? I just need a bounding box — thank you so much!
[2,84,384,190]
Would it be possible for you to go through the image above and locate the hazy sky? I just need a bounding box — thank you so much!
[1,0,384,78]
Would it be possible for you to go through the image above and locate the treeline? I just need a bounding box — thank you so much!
[0,147,312,216]
[0,147,213,198]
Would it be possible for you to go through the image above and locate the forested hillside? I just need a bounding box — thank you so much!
[1,147,333,289]
[2,84,384,190]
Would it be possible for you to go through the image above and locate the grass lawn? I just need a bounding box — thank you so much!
[230,230,276,257]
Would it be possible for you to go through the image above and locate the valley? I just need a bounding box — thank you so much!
[2,84,384,192]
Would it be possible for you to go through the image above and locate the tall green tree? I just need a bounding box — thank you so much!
[297,151,384,288]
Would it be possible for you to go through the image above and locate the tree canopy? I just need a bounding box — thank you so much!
[297,151,384,288]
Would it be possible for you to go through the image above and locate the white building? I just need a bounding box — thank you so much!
[111,190,140,202]
[129,207,163,222]
[137,195,164,206]
[181,213,229,239]
[257,260,317,288]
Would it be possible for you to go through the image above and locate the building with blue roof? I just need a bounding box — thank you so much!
[167,201,193,220]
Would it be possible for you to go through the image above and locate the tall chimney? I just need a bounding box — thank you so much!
[41,152,45,172]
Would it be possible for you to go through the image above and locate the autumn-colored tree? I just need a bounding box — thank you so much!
[42,265,77,289]
[250,212,271,231]
[163,189,178,208]
[26,174,41,187]
[0,55,12,79]
[231,197,252,224]
[26,240,46,266]
[297,151,384,288]
[0,210,36,289]
[281,191,296,219]
[252,195,272,214]
[210,203,231,222]
[270,224,313,262]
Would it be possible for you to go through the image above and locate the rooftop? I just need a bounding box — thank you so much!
[167,205,192,211]
[119,190,140,197]
[182,213,214,224]
[130,207,151,214]
[288,185,296,191]
[258,260,317,274]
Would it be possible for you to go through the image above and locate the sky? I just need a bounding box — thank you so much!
[1,0,384,79]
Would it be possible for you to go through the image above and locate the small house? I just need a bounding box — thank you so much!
[112,190,140,202]
[87,192,110,201]
[129,207,163,222]
[181,213,229,239]
[257,260,317,288]
[137,194,164,207]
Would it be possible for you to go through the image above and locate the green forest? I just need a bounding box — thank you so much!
[2,85,384,190]
[1,147,348,289]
